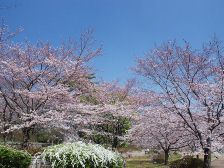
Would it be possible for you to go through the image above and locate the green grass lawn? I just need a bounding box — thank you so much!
[125,153,182,168]
[126,156,168,168]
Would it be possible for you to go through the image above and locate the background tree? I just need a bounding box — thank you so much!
[79,114,131,149]
[77,80,137,149]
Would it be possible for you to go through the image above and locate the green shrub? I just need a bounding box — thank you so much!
[0,145,31,168]
[36,129,63,144]
[92,133,111,144]
[169,156,203,168]
[42,142,124,168]
[152,152,165,164]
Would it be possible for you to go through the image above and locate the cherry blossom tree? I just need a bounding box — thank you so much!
[0,26,140,148]
[0,27,102,147]
[130,102,195,165]
[134,38,224,168]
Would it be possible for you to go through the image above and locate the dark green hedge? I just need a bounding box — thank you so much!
[169,156,203,168]
[0,145,32,168]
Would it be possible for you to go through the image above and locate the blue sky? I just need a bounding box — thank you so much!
[1,0,224,83]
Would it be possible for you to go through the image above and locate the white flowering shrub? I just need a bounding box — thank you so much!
[41,142,124,168]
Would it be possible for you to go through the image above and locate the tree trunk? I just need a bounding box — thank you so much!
[164,150,169,165]
[22,128,30,149]
[2,105,7,144]
[2,133,7,145]
[203,137,211,168]
[112,136,118,150]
